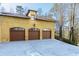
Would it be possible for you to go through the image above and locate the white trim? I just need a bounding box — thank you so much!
[43,28,51,31]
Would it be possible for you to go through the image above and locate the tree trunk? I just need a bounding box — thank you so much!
[70,27,77,45]
[59,25,62,40]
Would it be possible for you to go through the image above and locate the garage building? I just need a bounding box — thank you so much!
[0,10,55,42]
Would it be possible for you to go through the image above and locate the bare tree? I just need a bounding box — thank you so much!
[69,3,77,45]
[52,3,64,40]
[23,7,27,15]
[0,3,1,12]
[10,7,14,13]
[37,8,43,16]
[1,7,5,13]
[16,5,24,15]
[48,3,79,45]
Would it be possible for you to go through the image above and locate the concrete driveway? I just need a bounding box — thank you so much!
[0,39,79,56]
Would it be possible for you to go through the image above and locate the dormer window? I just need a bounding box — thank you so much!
[26,10,37,20]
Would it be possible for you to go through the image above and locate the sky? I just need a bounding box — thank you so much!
[0,3,53,14]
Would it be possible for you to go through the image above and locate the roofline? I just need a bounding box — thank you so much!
[35,18,56,22]
[0,12,56,22]
[0,13,30,19]
[28,9,37,12]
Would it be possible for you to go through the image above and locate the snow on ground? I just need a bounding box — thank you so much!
[0,39,79,56]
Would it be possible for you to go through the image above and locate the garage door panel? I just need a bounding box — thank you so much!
[29,28,40,40]
[42,31,51,39]
[29,31,40,40]
[10,28,25,41]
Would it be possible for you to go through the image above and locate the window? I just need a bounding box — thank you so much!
[12,27,25,30]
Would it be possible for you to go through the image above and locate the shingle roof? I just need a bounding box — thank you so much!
[0,12,30,19]
[35,16,54,22]
[0,11,56,22]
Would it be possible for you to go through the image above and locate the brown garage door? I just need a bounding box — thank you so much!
[10,27,25,41]
[28,28,40,40]
[42,30,51,39]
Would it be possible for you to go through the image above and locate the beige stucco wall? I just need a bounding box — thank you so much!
[0,18,2,42]
[0,16,55,42]
[0,26,1,42]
